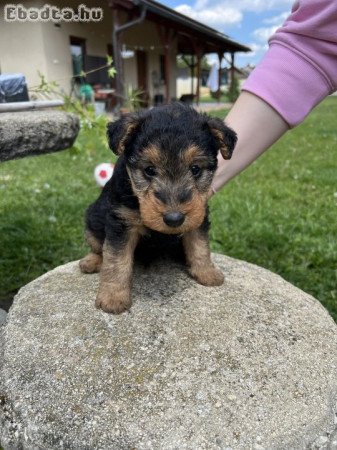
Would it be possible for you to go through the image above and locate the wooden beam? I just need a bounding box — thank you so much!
[190,40,204,105]
[191,54,195,95]
[165,40,170,103]
[196,51,201,105]
[108,0,134,10]
[230,52,235,88]
[181,55,196,69]
[157,25,176,103]
[217,51,223,102]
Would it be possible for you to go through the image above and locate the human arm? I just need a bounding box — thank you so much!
[212,91,289,192]
[212,0,337,193]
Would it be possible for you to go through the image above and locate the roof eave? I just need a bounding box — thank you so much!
[108,0,251,53]
[139,0,250,52]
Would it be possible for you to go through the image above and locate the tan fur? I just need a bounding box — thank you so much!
[85,230,102,254]
[115,206,146,235]
[183,229,224,286]
[182,145,204,165]
[138,188,207,234]
[126,166,149,195]
[95,228,140,314]
[210,128,231,159]
[179,191,207,230]
[79,253,102,274]
[116,120,139,155]
[79,231,103,273]
[138,191,169,233]
[142,144,164,166]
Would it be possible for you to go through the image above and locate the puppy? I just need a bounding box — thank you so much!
[79,103,237,314]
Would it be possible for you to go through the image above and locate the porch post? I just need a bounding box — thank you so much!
[164,36,170,103]
[157,26,175,103]
[217,51,223,102]
[109,1,147,110]
[190,40,203,105]
[191,54,195,95]
[195,46,202,105]
[230,51,235,89]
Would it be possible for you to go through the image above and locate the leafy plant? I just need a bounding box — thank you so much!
[227,75,240,102]
[210,89,224,100]
[29,56,117,154]
[124,86,146,111]
[177,55,211,70]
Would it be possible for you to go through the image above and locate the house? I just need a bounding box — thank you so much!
[0,0,250,108]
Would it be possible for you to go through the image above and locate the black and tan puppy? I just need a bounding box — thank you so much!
[80,103,237,314]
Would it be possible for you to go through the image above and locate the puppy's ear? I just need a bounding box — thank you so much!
[107,114,141,155]
[206,117,237,160]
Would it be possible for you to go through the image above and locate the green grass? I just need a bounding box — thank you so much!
[199,94,230,103]
[0,98,336,320]
[210,97,337,320]
[0,135,113,309]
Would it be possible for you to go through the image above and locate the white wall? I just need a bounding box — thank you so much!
[0,1,177,101]
[177,77,198,98]
[39,0,114,94]
[0,1,47,88]
[123,20,177,100]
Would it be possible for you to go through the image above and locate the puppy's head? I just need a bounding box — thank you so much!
[107,103,237,234]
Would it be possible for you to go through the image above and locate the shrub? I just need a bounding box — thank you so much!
[227,75,240,102]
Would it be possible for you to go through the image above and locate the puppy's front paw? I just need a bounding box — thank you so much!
[191,266,224,286]
[95,287,132,314]
[79,253,102,273]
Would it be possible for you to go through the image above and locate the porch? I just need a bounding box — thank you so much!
[108,0,250,108]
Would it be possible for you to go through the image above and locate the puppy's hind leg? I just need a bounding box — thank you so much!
[79,230,103,274]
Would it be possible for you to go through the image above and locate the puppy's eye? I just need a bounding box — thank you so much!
[191,165,202,177]
[144,166,157,177]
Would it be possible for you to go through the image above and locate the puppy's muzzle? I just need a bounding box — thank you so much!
[163,211,185,228]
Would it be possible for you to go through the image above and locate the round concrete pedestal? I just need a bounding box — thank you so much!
[1,255,337,449]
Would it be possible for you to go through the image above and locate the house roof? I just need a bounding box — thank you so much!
[108,0,251,55]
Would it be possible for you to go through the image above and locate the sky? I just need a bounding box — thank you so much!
[159,0,294,67]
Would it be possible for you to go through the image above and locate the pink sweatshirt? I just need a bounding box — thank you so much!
[243,0,337,127]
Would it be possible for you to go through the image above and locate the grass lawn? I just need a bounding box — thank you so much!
[0,97,336,320]
[199,93,230,103]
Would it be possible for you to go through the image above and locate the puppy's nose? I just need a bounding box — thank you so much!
[163,211,185,228]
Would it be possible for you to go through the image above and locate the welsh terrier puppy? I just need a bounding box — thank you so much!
[80,103,237,314]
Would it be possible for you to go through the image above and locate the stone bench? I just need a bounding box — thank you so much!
[1,254,337,449]
[0,110,79,162]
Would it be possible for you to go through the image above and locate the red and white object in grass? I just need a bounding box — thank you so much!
[94,163,115,187]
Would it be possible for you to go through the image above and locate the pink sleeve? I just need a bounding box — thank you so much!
[242,0,337,127]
